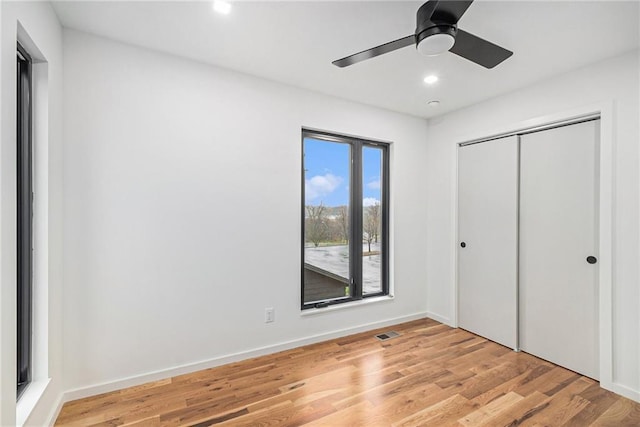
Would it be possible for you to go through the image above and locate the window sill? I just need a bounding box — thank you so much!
[300,294,395,316]
[16,378,50,426]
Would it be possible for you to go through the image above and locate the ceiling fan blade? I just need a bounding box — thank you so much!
[332,35,415,68]
[449,29,513,68]
[431,0,473,24]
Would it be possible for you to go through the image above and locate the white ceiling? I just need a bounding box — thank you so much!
[52,1,640,118]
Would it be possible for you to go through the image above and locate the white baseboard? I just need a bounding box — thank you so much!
[425,311,453,327]
[62,311,430,403]
[607,382,640,403]
[45,394,64,427]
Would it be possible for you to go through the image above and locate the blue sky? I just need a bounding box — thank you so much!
[304,138,382,207]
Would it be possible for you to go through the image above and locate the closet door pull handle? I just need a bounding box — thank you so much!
[460,242,466,248]
[586,256,597,264]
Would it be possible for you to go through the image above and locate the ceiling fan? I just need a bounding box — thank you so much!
[332,0,513,69]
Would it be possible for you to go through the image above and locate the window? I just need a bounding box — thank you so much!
[302,130,389,309]
[17,42,33,399]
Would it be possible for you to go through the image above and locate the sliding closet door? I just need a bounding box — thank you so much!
[458,136,518,349]
[519,120,599,379]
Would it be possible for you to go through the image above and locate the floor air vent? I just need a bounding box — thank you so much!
[375,331,400,341]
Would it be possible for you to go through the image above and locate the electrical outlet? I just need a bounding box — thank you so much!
[265,307,275,323]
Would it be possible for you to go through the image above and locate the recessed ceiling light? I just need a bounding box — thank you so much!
[427,100,440,107]
[213,0,231,15]
[423,75,439,85]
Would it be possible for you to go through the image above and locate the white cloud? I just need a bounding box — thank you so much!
[305,173,343,201]
[363,197,380,207]
[367,179,381,190]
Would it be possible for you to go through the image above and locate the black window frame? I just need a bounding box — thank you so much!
[301,129,390,309]
[17,42,33,399]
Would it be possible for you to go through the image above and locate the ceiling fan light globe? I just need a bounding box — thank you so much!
[417,33,455,56]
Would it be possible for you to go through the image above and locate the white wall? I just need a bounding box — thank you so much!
[62,30,430,394]
[425,50,640,399]
[0,1,64,425]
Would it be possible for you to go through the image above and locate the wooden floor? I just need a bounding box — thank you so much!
[55,318,640,426]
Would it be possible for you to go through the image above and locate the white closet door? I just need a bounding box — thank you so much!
[519,120,599,379]
[458,136,518,349]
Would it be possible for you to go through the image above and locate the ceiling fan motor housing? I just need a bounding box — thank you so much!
[415,1,459,54]
[416,25,457,56]
[416,24,457,45]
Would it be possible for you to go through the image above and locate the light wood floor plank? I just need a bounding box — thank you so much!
[458,391,524,426]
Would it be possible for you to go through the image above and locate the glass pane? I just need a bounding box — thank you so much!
[362,146,383,295]
[303,138,351,304]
